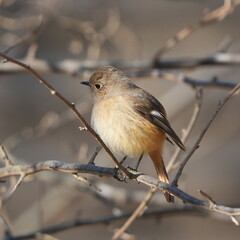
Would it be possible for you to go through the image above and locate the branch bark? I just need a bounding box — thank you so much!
[0,160,240,219]
[0,52,131,178]
[5,205,204,240]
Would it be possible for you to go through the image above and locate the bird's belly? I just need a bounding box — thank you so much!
[91,98,164,157]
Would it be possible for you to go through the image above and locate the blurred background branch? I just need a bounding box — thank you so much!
[0,0,240,240]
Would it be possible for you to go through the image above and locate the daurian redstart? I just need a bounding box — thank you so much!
[82,66,185,202]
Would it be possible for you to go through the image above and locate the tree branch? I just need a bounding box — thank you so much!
[0,160,116,178]
[167,88,203,172]
[172,81,240,186]
[153,0,240,59]
[5,205,204,240]
[0,52,131,178]
[0,160,240,219]
[0,56,238,90]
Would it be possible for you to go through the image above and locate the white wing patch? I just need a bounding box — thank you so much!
[151,110,165,119]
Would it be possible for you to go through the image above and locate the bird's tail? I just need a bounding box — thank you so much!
[149,150,174,203]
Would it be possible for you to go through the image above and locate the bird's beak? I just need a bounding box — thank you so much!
[81,81,91,86]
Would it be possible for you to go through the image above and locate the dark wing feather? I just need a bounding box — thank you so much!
[131,89,186,151]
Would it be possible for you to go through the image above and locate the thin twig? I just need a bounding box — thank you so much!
[217,36,233,53]
[5,205,204,240]
[0,145,13,166]
[3,100,91,151]
[153,53,240,69]
[0,160,117,178]
[0,54,238,90]
[153,0,239,60]
[112,88,200,239]
[112,188,157,240]
[0,52,130,178]
[2,174,25,203]
[172,82,240,186]
[127,69,238,89]
[1,160,240,217]
[3,21,45,54]
[199,189,239,226]
[230,215,240,226]
[134,171,240,216]
[1,55,240,81]
[88,147,102,165]
[0,213,12,239]
[167,88,203,172]
[72,174,101,192]
[199,189,217,206]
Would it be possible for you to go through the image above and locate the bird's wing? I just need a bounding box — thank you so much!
[131,89,186,151]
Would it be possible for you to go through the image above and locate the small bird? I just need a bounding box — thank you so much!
[81,66,185,203]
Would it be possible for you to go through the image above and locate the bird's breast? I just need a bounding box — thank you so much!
[91,96,165,157]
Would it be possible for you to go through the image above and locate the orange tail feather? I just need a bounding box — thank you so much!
[149,149,174,203]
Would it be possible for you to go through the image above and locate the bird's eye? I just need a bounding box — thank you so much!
[94,84,102,89]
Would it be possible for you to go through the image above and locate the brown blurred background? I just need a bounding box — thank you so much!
[0,0,240,239]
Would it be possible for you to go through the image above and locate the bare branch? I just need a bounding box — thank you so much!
[153,0,240,59]
[0,160,116,179]
[167,88,203,172]
[172,81,240,186]
[1,160,240,219]
[0,52,130,178]
[113,88,203,238]
[4,205,204,240]
[217,36,233,53]
[199,189,217,206]
[0,213,12,239]
[72,173,101,192]
[153,53,240,69]
[0,15,43,31]
[0,145,13,166]
[2,174,25,203]
[199,189,239,226]
[0,56,238,89]
[3,101,91,151]
[88,147,102,165]
[134,172,240,216]
[230,215,240,226]
[112,188,156,240]
[3,21,44,54]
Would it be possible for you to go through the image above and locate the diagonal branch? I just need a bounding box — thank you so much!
[1,160,240,220]
[167,88,203,172]
[172,81,240,186]
[112,188,156,240]
[153,0,240,60]
[0,52,130,178]
[5,205,205,240]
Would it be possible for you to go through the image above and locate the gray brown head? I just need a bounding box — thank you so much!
[81,66,132,101]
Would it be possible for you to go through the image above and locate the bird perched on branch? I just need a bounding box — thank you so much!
[81,66,185,203]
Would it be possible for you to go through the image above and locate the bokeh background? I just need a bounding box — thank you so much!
[0,0,240,239]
